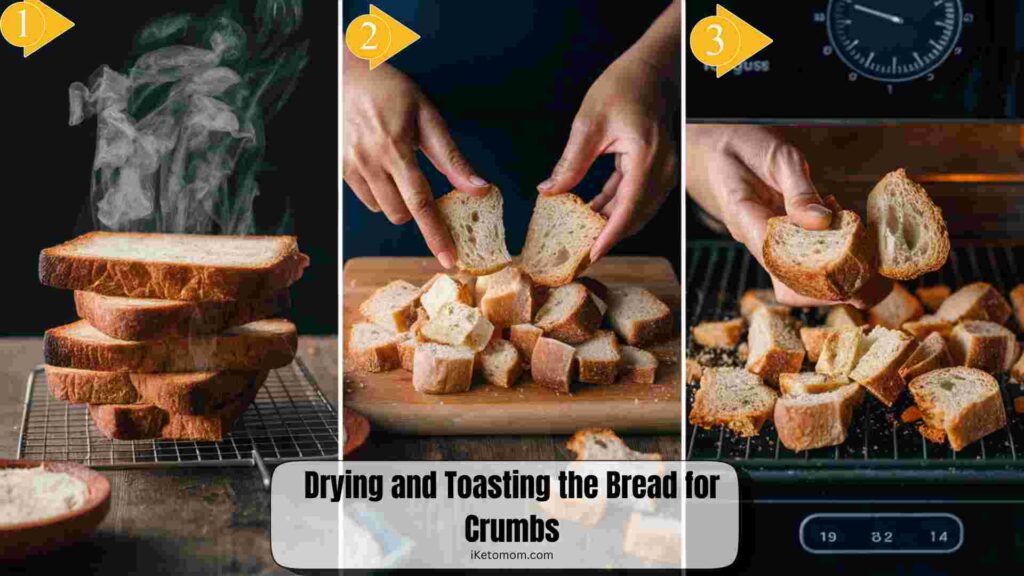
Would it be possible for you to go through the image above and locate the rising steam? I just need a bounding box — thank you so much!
[69,0,308,234]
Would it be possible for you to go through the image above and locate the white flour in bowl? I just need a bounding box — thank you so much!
[0,466,89,525]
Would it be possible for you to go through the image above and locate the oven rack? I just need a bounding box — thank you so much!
[686,241,1024,481]
[17,358,339,470]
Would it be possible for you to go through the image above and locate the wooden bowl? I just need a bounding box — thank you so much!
[343,408,370,456]
[0,460,111,560]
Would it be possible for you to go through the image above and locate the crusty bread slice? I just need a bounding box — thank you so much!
[437,186,512,275]
[348,322,402,372]
[799,326,835,363]
[899,332,952,382]
[693,318,745,349]
[577,277,610,317]
[419,274,473,319]
[917,285,951,313]
[779,372,848,396]
[421,301,495,352]
[689,367,778,437]
[534,283,601,344]
[45,319,297,373]
[412,342,476,394]
[606,287,673,346]
[867,283,923,329]
[948,320,1020,373]
[521,193,606,286]
[866,169,950,280]
[46,366,267,414]
[74,290,289,341]
[477,339,523,388]
[566,428,661,460]
[901,315,953,340]
[620,346,658,384]
[397,338,417,372]
[774,383,865,451]
[849,326,917,406]
[763,210,877,301]
[574,330,622,385]
[745,307,805,385]
[480,266,543,328]
[509,324,543,366]
[531,336,576,393]
[359,280,421,333]
[645,336,680,366]
[908,367,1007,451]
[39,232,308,301]
[826,304,865,328]
[815,326,868,380]
[89,375,263,440]
[936,282,1012,325]
[739,289,790,319]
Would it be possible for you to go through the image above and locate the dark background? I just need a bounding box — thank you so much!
[342,0,682,275]
[0,0,338,335]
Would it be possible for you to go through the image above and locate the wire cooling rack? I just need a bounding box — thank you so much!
[17,358,339,469]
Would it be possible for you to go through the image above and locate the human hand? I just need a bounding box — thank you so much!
[686,124,888,308]
[343,54,489,268]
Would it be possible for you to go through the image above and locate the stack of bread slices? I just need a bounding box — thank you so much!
[691,170,1015,453]
[347,187,676,394]
[38,232,309,441]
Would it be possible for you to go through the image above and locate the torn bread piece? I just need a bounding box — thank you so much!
[419,274,473,319]
[866,168,950,280]
[774,384,865,451]
[800,326,835,363]
[348,322,402,373]
[531,337,577,393]
[899,331,952,382]
[815,326,868,380]
[779,372,849,397]
[936,282,1012,325]
[566,428,661,460]
[763,210,878,301]
[574,330,622,385]
[620,346,658,384]
[509,324,543,366]
[606,287,673,346]
[909,367,1007,451]
[480,266,542,328]
[948,320,1020,373]
[412,343,476,394]
[437,186,512,275]
[826,304,865,329]
[867,283,923,329]
[849,326,917,406]
[521,193,606,286]
[745,307,805,386]
[420,301,495,352]
[740,289,790,319]
[690,367,778,437]
[917,285,951,313]
[358,280,421,333]
[534,282,602,344]
[902,315,953,340]
[477,339,523,388]
[693,318,745,349]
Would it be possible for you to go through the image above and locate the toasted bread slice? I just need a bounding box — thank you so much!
[74,290,288,341]
[849,326,917,406]
[909,367,1007,451]
[606,287,673,346]
[739,289,790,319]
[689,367,778,437]
[534,283,602,344]
[88,375,262,441]
[620,346,658,384]
[949,320,1020,373]
[437,186,512,275]
[799,326,835,363]
[866,169,950,280]
[763,210,877,301]
[916,285,951,312]
[902,315,953,340]
[412,342,476,394]
[46,366,267,415]
[868,283,923,329]
[39,232,308,301]
[774,384,865,451]
[815,326,868,379]
[692,318,745,349]
[899,332,952,382]
[521,193,606,286]
[574,330,622,385]
[936,282,1012,325]
[45,319,296,373]
[779,372,849,396]
[746,307,805,385]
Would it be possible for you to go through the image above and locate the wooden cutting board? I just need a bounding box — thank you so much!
[342,257,681,435]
